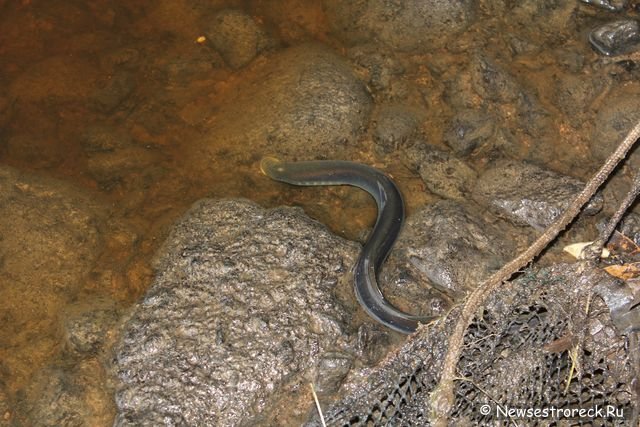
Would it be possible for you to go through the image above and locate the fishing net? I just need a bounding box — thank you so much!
[305,262,638,426]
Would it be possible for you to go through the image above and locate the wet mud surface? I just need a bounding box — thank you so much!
[1,0,639,425]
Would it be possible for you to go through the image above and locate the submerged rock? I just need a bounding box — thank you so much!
[111,199,361,426]
[203,9,272,69]
[473,160,603,230]
[193,44,372,163]
[404,142,478,201]
[590,83,640,169]
[322,0,477,52]
[444,109,496,156]
[372,105,421,154]
[20,361,113,427]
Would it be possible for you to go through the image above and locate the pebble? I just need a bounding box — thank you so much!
[403,142,478,201]
[444,109,495,157]
[580,0,627,12]
[372,105,420,154]
[204,9,272,69]
[589,19,640,56]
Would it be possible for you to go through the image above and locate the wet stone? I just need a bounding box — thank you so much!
[314,353,353,394]
[403,142,478,201]
[470,56,521,103]
[64,304,120,355]
[372,105,421,154]
[111,199,360,426]
[590,83,640,169]
[580,0,628,12]
[618,213,640,245]
[473,160,604,230]
[347,45,405,93]
[322,0,477,52]
[589,19,640,56]
[194,44,372,161]
[20,361,113,427]
[444,109,495,157]
[385,200,515,303]
[203,9,271,70]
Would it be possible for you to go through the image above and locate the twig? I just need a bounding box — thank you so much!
[586,169,640,260]
[427,119,640,426]
[310,382,327,427]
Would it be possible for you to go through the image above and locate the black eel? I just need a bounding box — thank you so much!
[260,157,432,334]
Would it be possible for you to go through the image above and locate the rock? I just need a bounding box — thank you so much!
[509,1,579,44]
[20,361,113,427]
[314,353,353,394]
[444,109,495,156]
[347,45,405,92]
[322,0,477,52]
[589,19,640,56]
[552,73,608,120]
[473,160,603,230]
[470,56,520,103]
[193,44,372,162]
[403,142,478,201]
[516,91,552,137]
[64,302,120,355]
[591,83,640,169]
[111,199,361,426]
[0,383,10,426]
[384,200,515,302]
[617,213,640,245]
[372,105,421,154]
[163,52,218,87]
[203,9,272,69]
[86,147,159,190]
[580,0,627,12]
[0,166,106,410]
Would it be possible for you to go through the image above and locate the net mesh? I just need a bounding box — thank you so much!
[305,262,637,426]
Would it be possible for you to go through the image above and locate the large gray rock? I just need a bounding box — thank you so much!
[111,199,361,426]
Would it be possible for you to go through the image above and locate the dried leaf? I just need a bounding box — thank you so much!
[604,262,640,280]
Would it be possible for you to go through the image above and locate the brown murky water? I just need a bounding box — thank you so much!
[1,0,637,425]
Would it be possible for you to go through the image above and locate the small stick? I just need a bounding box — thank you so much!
[310,382,327,427]
[586,170,640,260]
[427,119,640,426]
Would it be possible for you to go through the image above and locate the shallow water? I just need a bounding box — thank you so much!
[1,0,637,425]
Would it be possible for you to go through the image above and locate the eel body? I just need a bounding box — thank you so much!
[260,157,431,334]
